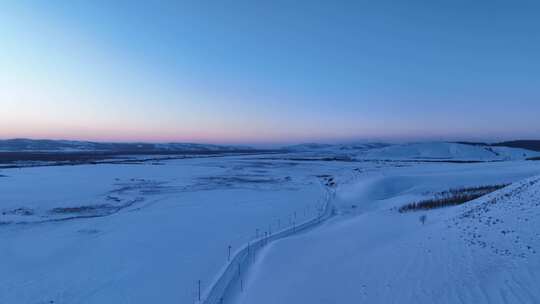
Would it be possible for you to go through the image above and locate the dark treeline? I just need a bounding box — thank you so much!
[399,184,508,213]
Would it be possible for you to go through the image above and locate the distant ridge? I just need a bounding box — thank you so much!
[0,138,255,153]
[457,140,540,152]
[492,140,540,152]
[454,141,489,146]
[284,142,389,152]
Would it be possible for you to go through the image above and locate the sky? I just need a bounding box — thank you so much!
[1,1,539,145]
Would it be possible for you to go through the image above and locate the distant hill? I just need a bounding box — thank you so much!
[359,142,539,161]
[284,142,389,152]
[492,140,540,152]
[282,141,540,161]
[0,138,254,153]
[456,140,540,152]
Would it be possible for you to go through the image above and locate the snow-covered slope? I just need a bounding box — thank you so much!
[237,167,540,304]
[359,142,538,161]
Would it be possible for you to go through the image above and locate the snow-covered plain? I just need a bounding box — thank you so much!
[2,142,540,304]
[0,154,362,304]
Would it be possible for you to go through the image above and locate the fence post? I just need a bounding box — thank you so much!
[228,245,231,262]
[198,280,201,302]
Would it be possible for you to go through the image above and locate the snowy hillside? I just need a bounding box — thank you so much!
[358,142,538,161]
[237,166,540,304]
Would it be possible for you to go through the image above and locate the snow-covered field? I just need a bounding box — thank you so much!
[0,154,361,303]
[2,142,540,304]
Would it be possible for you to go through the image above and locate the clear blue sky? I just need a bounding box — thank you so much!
[1,1,539,145]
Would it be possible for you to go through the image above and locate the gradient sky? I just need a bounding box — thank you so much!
[1,1,539,145]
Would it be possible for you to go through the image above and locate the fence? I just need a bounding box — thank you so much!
[195,186,336,304]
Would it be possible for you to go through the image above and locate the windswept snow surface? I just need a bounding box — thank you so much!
[237,161,540,304]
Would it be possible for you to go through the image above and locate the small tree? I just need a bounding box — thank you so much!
[419,215,427,225]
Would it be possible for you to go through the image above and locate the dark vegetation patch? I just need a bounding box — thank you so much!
[78,228,100,234]
[316,174,332,178]
[455,141,490,146]
[233,161,299,170]
[527,157,540,161]
[493,140,540,152]
[188,174,295,191]
[2,207,34,216]
[198,175,282,185]
[0,150,278,168]
[264,156,354,162]
[50,204,117,214]
[459,140,540,152]
[41,198,144,223]
[316,175,337,187]
[399,184,509,213]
